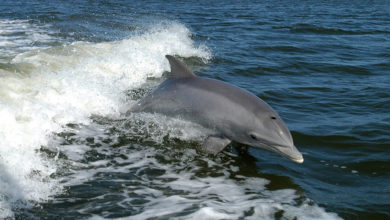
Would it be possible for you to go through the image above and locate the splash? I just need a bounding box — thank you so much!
[0,20,210,218]
[0,19,341,220]
[0,19,57,62]
[51,113,341,220]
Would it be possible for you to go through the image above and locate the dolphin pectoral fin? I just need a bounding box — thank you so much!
[201,136,231,155]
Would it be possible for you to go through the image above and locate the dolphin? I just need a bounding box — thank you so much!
[131,55,304,163]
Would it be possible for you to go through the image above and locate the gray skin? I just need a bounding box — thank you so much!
[131,55,303,163]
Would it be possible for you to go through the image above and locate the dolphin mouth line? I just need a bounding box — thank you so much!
[272,145,304,164]
[290,156,304,164]
[247,141,304,163]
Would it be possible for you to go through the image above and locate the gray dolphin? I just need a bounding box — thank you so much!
[131,55,303,163]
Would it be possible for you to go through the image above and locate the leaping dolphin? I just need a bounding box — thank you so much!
[131,55,304,163]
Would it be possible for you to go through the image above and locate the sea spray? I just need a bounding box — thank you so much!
[0,21,210,218]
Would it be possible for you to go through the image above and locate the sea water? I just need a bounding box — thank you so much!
[0,0,389,219]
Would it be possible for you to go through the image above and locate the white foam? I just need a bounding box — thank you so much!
[52,118,341,220]
[63,129,341,220]
[0,21,210,218]
[0,19,56,62]
[0,19,341,219]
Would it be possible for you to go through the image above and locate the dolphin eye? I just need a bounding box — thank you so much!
[270,116,276,120]
[250,134,258,140]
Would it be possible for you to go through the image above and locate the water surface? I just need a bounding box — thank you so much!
[0,0,389,219]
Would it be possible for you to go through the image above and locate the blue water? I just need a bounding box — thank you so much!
[0,0,389,219]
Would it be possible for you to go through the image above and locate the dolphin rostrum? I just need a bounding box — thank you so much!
[131,55,304,163]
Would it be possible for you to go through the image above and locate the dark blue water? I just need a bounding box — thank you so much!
[0,0,389,219]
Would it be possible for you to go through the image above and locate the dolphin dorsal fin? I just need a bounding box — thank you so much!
[166,55,196,78]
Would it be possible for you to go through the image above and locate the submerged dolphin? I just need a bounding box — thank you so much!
[131,55,303,163]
